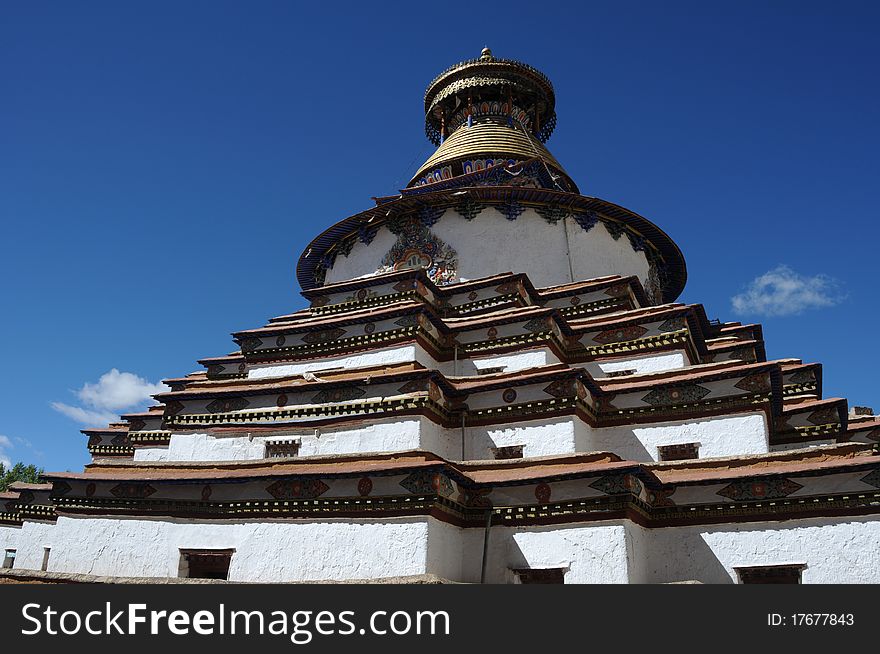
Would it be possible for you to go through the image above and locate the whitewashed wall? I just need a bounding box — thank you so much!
[0,524,21,563]
[135,417,461,463]
[7,521,56,571]
[579,412,769,461]
[636,516,880,583]
[247,345,435,380]
[324,209,651,292]
[586,350,688,377]
[30,515,431,582]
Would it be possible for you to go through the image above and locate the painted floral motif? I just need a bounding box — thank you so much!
[311,387,366,404]
[363,322,376,334]
[358,477,373,496]
[535,205,568,224]
[238,363,247,373]
[590,475,643,496]
[380,217,458,286]
[110,434,128,446]
[641,385,711,407]
[534,483,551,503]
[276,394,288,408]
[276,335,286,347]
[110,483,156,499]
[494,282,520,295]
[569,296,581,306]
[206,364,224,378]
[592,325,648,345]
[399,470,454,497]
[717,478,803,501]
[467,291,478,301]
[85,483,96,497]
[573,211,598,232]
[266,478,330,500]
[87,434,102,448]
[201,485,212,501]
[603,220,627,240]
[734,373,771,394]
[502,388,518,404]
[310,295,331,307]
[543,379,577,398]
[301,328,347,345]
[454,198,485,221]
[206,397,250,414]
[487,326,499,339]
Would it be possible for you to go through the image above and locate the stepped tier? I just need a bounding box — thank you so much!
[9,444,877,530]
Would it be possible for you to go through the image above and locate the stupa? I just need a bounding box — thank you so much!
[2,49,879,584]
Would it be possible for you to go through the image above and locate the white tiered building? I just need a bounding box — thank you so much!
[2,49,879,584]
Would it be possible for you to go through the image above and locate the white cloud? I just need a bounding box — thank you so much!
[731,265,841,317]
[0,435,12,468]
[50,402,120,427]
[75,369,166,411]
[51,369,168,426]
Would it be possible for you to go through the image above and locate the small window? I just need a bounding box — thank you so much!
[265,439,301,458]
[476,366,506,376]
[2,549,15,569]
[41,547,50,572]
[736,564,804,584]
[492,445,524,460]
[606,368,637,378]
[512,568,566,584]
[657,442,700,461]
[180,549,234,580]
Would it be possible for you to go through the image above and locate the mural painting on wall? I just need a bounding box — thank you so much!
[379,216,458,285]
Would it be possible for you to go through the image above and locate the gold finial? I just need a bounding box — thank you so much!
[480,47,493,61]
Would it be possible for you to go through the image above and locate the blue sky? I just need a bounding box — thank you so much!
[1,1,877,472]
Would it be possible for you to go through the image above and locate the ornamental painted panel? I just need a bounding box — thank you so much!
[603,283,629,299]
[807,406,840,425]
[399,470,454,497]
[502,388,518,404]
[523,316,552,333]
[641,385,711,407]
[543,379,577,398]
[788,368,816,385]
[240,337,262,353]
[201,485,212,501]
[301,328,347,345]
[380,216,458,286]
[592,325,648,345]
[357,477,373,496]
[589,475,643,496]
[52,481,72,496]
[398,379,429,394]
[275,335,286,347]
[266,478,330,500]
[110,483,156,499]
[87,434,102,448]
[859,468,880,489]
[309,295,331,307]
[716,478,803,501]
[657,315,687,333]
[534,483,551,503]
[394,314,420,328]
[494,282,520,295]
[734,373,772,394]
[85,483,96,497]
[459,487,492,508]
[110,434,128,446]
[128,419,146,432]
[454,199,485,221]
[276,394,288,408]
[393,279,417,292]
[311,387,366,404]
[205,397,250,414]
[645,488,676,507]
[161,401,184,417]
